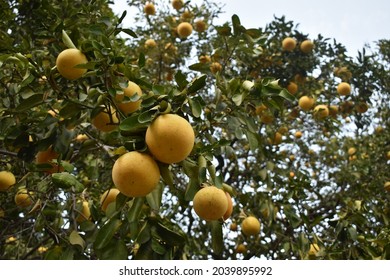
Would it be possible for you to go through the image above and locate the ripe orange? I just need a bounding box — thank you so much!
[144,39,157,48]
[56,49,88,80]
[287,82,298,95]
[112,151,160,197]
[298,96,315,111]
[76,200,91,222]
[210,62,222,74]
[193,186,228,221]
[177,22,193,38]
[144,2,156,15]
[194,20,207,32]
[172,0,184,10]
[241,216,261,236]
[0,171,16,192]
[282,37,296,51]
[313,105,329,120]
[36,146,63,174]
[295,131,303,138]
[100,188,120,212]
[145,114,195,164]
[337,82,351,96]
[300,40,314,53]
[236,243,247,254]
[14,189,33,208]
[92,106,119,132]
[223,192,233,220]
[115,81,142,115]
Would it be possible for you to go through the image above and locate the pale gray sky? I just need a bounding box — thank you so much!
[111,0,390,56]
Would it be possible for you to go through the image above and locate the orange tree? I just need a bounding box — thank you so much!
[0,0,389,260]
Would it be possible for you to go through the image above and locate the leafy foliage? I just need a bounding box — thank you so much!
[0,0,389,260]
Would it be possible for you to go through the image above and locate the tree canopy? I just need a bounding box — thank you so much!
[0,0,389,260]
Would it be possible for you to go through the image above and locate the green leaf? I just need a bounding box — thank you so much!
[245,28,262,38]
[175,71,189,90]
[245,130,259,151]
[188,62,210,73]
[62,30,76,49]
[158,162,174,188]
[51,172,84,192]
[120,28,137,38]
[185,178,199,201]
[69,230,85,250]
[232,14,242,36]
[138,52,145,68]
[94,218,122,250]
[99,239,128,260]
[127,197,145,222]
[154,221,186,246]
[15,93,44,112]
[279,88,296,103]
[146,182,164,211]
[119,113,148,133]
[151,238,167,255]
[188,98,202,118]
[187,75,207,94]
[210,221,223,255]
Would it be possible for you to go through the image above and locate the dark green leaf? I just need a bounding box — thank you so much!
[94,218,122,250]
[232,14,242,36]
[175,71,189,90]
[127,197,145,222]
[210,221,223,255]
[15,93,44,112]
[155,222,186,246]
[99,239,128,260]
[69,230,85,250]
[146,182,164,211]
[187,75,207,94]
[188,98,202,118]
[120,28,137,38]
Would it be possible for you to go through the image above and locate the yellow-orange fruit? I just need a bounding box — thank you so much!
[36,146,63,174]
[199,55,211,64]
[223,192,233,220]
[145,114,195,164]
[177,22,193,38]
[384,182,390,192]
[282,37,296,51]
[348,147,357,156]
[144,2,156,15]
[115,81,142,115]
[210,62,222,74]
[172,0,184,10]
[295,131,303,139]
[287,82,298,95]
[230,222,238,231]
[308,243,320,256]
[144,39,157,48]
[112,151,160,197]
[313,104,329,120]
[329,105,339,117]
[76,201,91,222]
[100,188,120,212]
[92,106,118,132]
[298,96,315,111]
[300,40,314,53]
[337,82,351,96]
[236,243,247,254]
[14,189,33,208]
[193,186,228,221]
[194,20,207,32]
[56,49,88,80]
[0,171,16,192]
[355,102,368,113]
[241,216,261,236]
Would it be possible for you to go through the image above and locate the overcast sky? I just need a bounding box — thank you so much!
[112,0,390,56]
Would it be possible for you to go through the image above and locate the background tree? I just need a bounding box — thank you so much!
[0,0,389,260]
